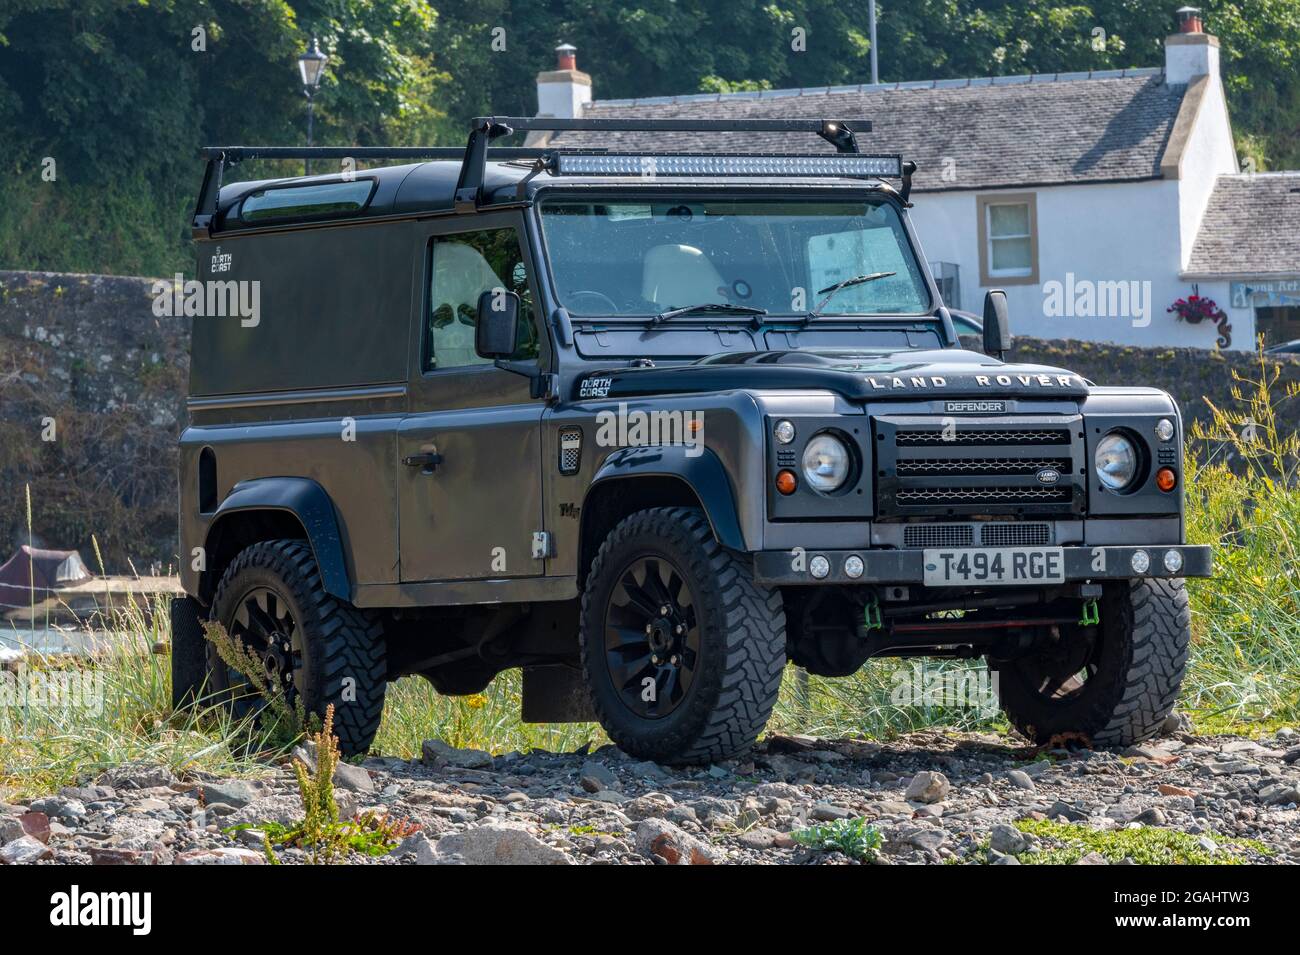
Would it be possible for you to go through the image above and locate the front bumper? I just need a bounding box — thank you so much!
[753,544,1213,587]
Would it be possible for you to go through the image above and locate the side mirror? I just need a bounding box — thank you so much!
[982,289,1011,360]
[475,289,520,360]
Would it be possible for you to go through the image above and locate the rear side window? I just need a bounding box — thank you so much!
[239,180,374,222]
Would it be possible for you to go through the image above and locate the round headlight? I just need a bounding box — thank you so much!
[1095,432,1139,491]
[802,434,851,492]
[1155,418,1175,442]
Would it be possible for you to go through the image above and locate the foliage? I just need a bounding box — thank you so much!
[201,619,314,750]
[1005,818,1271,864]
[231,705,422,863]
[791,816,883,861]
[3,2,1300,275]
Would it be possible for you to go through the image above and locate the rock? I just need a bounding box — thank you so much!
[421,739,493,770]
[1197,836,1218,853]
[197,780,257,809]
[29,796,86,822]
[176,846,266,865]
[905,771,950,804]
[989,823,1027,856]
[579,761,618,793]
[96,763,178,790]
[1135,807,1167,826]
[19,811,50,844]
[811,803,853,821]
[88,846,167,865]
[0,835,52,864]
[435,825,570,865]
[0,816,26,843]
[623,793,675,821]
[1157,783,1196,797]
[332,762,375,794]
[737,827,781,850]
[1257,782,1300,806]
[1006,770,1035,791]
[1075,852,1110,865]
[390,832,440,865]
[1160,711,1193,736]
[1047,801,1089,822]
[626,761,671,781]
[1206,760,1259,776]
[904,827,947,852]
[1282,746,1300,764]
[635,819,719,865]
[992,854,1021,865]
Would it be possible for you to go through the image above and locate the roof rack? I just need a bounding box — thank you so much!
[194,115,902,238]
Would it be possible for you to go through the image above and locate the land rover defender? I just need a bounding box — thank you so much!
[171,117,1212,763]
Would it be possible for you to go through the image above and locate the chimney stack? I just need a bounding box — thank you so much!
[535,41,592,124]
[1165,6,1218,86]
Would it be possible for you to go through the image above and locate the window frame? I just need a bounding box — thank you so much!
[420,222,543,377]
[237,178,377,225]
[977,192,1039,286]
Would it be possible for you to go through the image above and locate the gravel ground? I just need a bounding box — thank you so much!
[3,722,1299,865]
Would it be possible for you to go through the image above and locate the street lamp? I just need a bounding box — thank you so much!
[297,37,328,173]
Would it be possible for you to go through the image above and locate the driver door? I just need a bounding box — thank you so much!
[398,213,547,582]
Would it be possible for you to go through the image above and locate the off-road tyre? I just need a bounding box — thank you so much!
[210,539,387,756]
[579,507,786,765]
[998,577,1191,748]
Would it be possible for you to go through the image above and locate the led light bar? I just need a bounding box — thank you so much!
[552,153,903,179]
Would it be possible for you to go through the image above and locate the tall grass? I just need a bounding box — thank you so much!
[2,362,1297,796]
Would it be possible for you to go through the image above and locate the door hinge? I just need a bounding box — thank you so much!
[531,531,553,559]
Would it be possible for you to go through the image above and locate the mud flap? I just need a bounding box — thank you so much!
[522,664,596,723]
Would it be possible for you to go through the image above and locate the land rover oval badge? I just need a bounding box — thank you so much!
[1036,467,1061,486]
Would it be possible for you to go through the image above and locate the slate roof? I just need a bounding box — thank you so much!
[1184,173,1300,276]
[548,68,1184,192]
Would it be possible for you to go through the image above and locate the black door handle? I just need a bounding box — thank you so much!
[403,451,442,471]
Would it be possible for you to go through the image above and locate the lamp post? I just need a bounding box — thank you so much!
[297,37,328,174]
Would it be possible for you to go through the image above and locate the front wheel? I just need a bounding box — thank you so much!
[579,507,786,765]
[997,578,1191,747]
[209,539,387,756]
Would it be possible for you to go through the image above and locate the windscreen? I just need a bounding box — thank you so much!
[539,197,931,318]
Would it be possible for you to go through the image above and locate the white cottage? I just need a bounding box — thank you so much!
[532,8,1293,350]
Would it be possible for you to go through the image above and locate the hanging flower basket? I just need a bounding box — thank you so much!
[1168,293,1232,348]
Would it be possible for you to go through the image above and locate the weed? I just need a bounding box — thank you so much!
[791,817,882,862]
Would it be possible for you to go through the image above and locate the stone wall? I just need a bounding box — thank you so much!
[2,269,1296,573]
[0,271,185,572]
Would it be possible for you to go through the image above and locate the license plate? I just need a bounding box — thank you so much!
[923,547,1065,586]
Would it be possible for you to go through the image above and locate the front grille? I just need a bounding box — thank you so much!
[896,456,1072,477]
[904,524,975,548]
[896,486,1072,505]
[895,428,1070,447]
[981,522,1053,546]
[876,414,1084,518]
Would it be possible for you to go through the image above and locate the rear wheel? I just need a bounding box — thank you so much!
[209,539,387,756]
[579,507,786,765]
[997,578,1191,747]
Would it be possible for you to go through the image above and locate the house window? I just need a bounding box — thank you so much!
[977,193,1038,286]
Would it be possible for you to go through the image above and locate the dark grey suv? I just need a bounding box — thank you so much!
[171,117,1212,763]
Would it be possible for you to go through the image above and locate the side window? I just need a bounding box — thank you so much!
[425,228,539,371]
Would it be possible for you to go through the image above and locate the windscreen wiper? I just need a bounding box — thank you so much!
[655,302,769,323]
[811,271,897,315]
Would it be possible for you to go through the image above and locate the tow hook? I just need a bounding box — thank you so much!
[1078,598,1100,627]
[863,594,883,632]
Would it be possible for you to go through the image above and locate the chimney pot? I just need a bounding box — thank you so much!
[556,43,577,71]
[1176,6,1203,34]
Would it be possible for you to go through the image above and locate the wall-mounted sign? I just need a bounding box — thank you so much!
[1230,279,1300,309]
